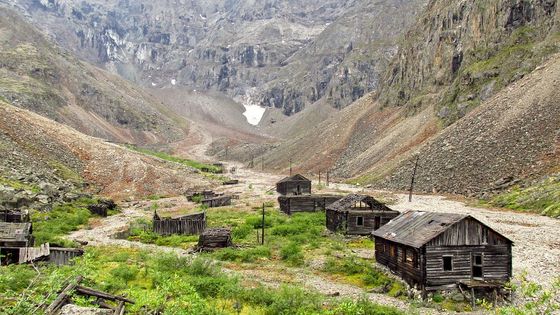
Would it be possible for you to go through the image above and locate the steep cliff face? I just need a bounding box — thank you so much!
[2,0,425,115]
[258,0,426,115]
[378,0,559,124]
[0,7,187,145]
[251,0,560,197]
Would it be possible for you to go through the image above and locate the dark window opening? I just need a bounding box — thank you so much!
[472,254,483,278]
[356,216,364,226]
[443,256,453,271]
[374,216,381,230]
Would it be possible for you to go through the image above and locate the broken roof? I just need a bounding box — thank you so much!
[326,194,396,212]
[372,211,512,248]
[0,222,32,242]
[277,174,310,183]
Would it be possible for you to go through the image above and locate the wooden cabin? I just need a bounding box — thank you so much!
[198,228,232,250]
[0,222,34,265]
[278,195,342,215]
[201,195,232,208]
[326,194,399,235]
[276,174,311,196]
[372,211,513,292]
[152,211,206,236]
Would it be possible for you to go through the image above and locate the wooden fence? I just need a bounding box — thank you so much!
[49,248,84,266]
[153,212,206,236]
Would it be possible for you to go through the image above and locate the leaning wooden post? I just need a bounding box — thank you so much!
[409,156,420,202]
[261,156,264,171]
[318,171,321,185]
[225,145,228,159]
[326,171,330,187]
[261,203,265,245]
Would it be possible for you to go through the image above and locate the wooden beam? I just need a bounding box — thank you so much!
[75,285,135,304]
[45,276,83,314]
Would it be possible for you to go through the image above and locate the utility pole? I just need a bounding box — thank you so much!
[261,156,264,171]
[261,203,265,245]
[318,171,321,185]
[225,145,228,159]
[409,156,420,202]
[326,171,330,187]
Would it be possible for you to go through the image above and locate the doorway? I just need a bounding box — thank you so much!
[374,216,381,230]
[472,253,483,279]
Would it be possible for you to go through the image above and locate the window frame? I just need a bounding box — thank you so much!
[356,216,364,226]
[443,255,453,272]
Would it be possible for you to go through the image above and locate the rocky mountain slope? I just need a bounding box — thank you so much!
[253,0,560,197]
[1,0,425,114]
[0,7,187,145]
[0,100,212,205]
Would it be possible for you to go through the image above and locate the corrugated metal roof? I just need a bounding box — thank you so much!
[326,194,397,213]
[277,174,310,183]
[372,211,468,248]
[0,222,32,242]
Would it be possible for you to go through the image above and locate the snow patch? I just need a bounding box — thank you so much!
[241,91,265,125]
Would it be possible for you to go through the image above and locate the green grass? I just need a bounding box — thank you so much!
[125,144,222,173]
[0,247,406,314]
[0,176,40,193]
[490,176,560,218]
[31,197,102,247]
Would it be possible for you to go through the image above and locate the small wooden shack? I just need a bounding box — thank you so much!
[87,199,117,217]
[202,195,232,208]
[0,222,34,265]
[278,195,342,215]
[276,174,312,196]
[372,211,513,292]
[198,228,232,250]
[152,211,206,236]
[326,194,399,235]
[0,210,30,223]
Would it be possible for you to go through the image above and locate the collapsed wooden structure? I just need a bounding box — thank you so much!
[0,220,84,266]
[186,190,220,202]
[223,179,239,185]
[198,228,232,250]
[201,195,232,208]
[152,211,206,236]
[0,209,30,223]
[46,276,134,315]
[372,211,513,293]
[276,174,311,196]
[278,195,342,215]
[87,199,117,217]
[326,194,399,235]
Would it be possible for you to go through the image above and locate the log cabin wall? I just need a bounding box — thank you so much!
[326,209,346,232]
[424,244,512,289]
[375,238,424,287]
[276,180,311,196]
[346,211,399,235]
[279,196,341,215]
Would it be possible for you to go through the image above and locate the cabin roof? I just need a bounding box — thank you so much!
[0,222,32,242]
[326,194,396,212]
[372,211,512,248]
[277,174,310,183]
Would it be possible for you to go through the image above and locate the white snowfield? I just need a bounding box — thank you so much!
[243,103,266,126]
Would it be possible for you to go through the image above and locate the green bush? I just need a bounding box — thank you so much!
[31,198,98,246]
[280,242,304,266]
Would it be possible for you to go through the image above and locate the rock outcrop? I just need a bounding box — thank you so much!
[2,0,426,114]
